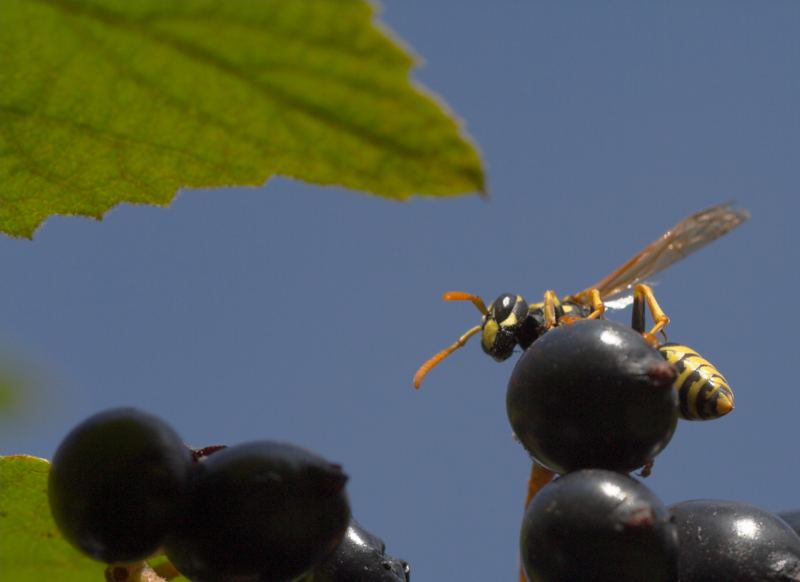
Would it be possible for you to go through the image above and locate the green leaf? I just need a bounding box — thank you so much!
[0,0,485,238]
[0,455,107,581]
[0,353,41,415]
[0,377,14,412]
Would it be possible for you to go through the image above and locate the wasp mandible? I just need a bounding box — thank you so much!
[413,202,749,419]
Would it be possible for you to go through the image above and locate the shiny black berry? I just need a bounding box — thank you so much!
[311,519,410,581]
[779,509,800,538]
[507,319,678,473]
[165,441,350,582]
[672,500,800,581]
[48,407,192,563]
[520,469,679,582]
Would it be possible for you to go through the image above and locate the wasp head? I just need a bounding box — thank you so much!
[413,290,545,389]
[481,293,534,361]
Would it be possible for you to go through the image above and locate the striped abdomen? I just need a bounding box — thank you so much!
[658,343,734,420]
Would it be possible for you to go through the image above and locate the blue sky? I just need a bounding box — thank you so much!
[2,1,800,580]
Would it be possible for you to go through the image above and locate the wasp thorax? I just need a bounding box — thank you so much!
[481,294,529,361]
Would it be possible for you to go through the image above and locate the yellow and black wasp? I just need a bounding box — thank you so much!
[413,202,748,421]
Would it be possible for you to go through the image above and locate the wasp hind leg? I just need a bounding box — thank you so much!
[519,461,557,582]
[524,461,556,509]
[631,284,670,346]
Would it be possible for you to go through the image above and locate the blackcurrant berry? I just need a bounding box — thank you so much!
[672,500,800,581]
[165,441,350,582]
[779,509,800,538]
[507,319,678,473]
[311,519,410,581]
[520,469,678,582]
[48,407,192,563]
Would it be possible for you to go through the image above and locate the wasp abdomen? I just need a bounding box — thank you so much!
[658,343,734,421]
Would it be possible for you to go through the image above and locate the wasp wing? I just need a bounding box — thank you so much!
[574,202,749,302]
[603,294,636,310]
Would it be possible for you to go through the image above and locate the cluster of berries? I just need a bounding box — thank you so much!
[506,319,800,581]
[47,408,409,581]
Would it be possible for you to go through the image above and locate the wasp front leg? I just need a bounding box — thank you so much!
[631,284,670,346]
[542,290,562,329]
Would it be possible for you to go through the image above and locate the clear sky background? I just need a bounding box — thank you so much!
[2,2,800,580]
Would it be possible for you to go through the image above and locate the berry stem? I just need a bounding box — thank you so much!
[105,563,169,582]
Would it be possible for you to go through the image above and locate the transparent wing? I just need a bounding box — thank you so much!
[573,202,749,302]
[603,294,635,311]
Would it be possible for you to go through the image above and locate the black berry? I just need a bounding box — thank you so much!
[507,319,678,473]
[48,407,192,563]
[779,509,800,538]
[311,518,410,581]
[166,441,350,581]
[520,469,678,582]
[672,500,800,581]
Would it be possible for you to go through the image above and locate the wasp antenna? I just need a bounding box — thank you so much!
[442,291,489,316]
[413,325,482,389]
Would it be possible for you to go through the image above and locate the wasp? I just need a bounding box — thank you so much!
[413,202,748,420]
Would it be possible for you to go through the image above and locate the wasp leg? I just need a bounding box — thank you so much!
[632,284,670,345]
[525,461,556,508]
[519,461,556,582]
[566,288,606,319]
[543,290,561,329]
[557,288,607,326]
[585,288,605,320]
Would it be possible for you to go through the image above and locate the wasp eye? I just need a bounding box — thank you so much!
[490,293,518,323]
